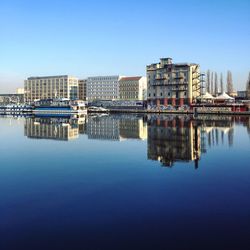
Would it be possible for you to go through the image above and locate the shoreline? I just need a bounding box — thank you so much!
[1,109,250,116]
[89,109,250,116]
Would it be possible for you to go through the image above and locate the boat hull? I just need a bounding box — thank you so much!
[33,109,87,115]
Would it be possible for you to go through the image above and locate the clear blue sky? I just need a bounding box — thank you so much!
[0,0,249,92]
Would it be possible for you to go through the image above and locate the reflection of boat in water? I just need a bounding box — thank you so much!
[33,99,87,115]
[88,106,109,113]
[0,104,33,113]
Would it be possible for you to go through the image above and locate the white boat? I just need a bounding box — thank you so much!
[88,106,109,112]
[33,99,87,115]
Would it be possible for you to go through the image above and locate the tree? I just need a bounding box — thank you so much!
[220,73,224,93]
[211,72,214,95]
[206,70,211,93]
[214,72,218,96]
[246,72,250,99]
[227,71,234,93]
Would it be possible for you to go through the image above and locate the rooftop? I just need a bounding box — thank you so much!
[119,76,142,81]
[27,75,77,80]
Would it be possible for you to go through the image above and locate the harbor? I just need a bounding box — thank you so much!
[2,103,249,117]
[1,0,250,249]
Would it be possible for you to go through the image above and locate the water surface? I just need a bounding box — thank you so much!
[0,114,250,250]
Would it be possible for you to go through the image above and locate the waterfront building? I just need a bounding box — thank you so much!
[147,58,200,107]
[86,76,120,102]
[119,77,147,101]
[24,117,79,141]
[78,79,87,101]
[24,75,79,102]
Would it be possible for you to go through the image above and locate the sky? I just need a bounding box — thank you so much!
[0,0,249,93]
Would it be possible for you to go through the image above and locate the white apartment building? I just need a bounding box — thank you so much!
[119,76,147,101]
[24,75,78,102]
[86,76,120,102]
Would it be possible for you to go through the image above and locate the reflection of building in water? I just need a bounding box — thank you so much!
[147,115,201,168]
[246,118,250,136]
[196,115,235,148]
[86,115,121,140]
[235,116,250,136]
[119,115,147,140]
[25,117,80,141]
[201,116,250,147]
[77,115,87,134]
[86,114,147,141]
[79,121,87,135]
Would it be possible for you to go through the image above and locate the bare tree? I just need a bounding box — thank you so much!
[215,72,218,96]
[206,70,211,93]
[211,72,214,95]
[220,73,224,93]
[227,70,233,93]
[246,72,250,99]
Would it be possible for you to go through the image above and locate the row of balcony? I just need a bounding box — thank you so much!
[149,86,188,91]
[150,81,189,86]
[154,75,186,80]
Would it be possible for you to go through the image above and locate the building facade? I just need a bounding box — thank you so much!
[147,58,200,106]
[24,75,78,102]
[237,91,247,99]
[78,79,87,101]
[86,76,120,102]
[119,76,147,101]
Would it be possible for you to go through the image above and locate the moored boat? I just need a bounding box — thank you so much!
[33,98,87,115]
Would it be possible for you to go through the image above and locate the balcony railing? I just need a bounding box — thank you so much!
[151,81,188,86]
[171,86,188,91]
[155,76,166,80]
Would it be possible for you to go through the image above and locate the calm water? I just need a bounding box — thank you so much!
[0,114,250,250]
